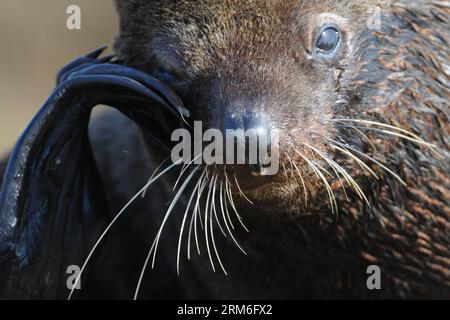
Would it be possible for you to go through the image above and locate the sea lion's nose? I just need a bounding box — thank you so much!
[224,111,270,174]
[225,111,267,131]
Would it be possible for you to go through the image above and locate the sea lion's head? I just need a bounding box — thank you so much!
[114,0,447,218]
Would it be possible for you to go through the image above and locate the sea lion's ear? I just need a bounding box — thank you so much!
[0,48,187,299]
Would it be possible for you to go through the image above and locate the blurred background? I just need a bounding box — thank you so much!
[0,0,117,155]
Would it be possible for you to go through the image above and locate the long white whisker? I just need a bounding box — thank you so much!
[334,124,437,149]
[68,159,182,300]
[329,143,379,179]
[219,181,246,255]
[308,131,380,181]
[330,139,407,187]
[291,145,338,214]
[204,174,216,272]
[226,180,250,232]
[188,168,208,259]
[209,174,228,275]
[287,155,297,180]
[223,168,235,230]
[142,157,169,198]
[187,212,195,260]
[187,174,205,259]
[211,174,227,237]
[287,153,308,205]
[281,162,289,181]
[152,165,201,267]
[134,165,200,300]
[173,153,203,191]
[336,123,377,151]
[234,174,254,205]
[223,177,235,230]
[311,159,339,214]
[188,167,208,260]
[305,143,370,206]
[332,119,442,158]
[177,169,206,275]
[332,119,425,140]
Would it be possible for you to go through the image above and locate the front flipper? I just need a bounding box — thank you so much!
[0,48,186,299]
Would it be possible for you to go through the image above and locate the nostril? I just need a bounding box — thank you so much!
[223,110,270,172]
[243,114,252,131]
[224,111,265,131]
[224,113,242,131]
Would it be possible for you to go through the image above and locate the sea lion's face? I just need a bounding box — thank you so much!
[115,0,383,216]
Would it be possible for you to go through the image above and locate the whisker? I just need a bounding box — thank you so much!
[334,124,437,149]
[306,143,371,206]
[286,154,298,180]
[305,144,350,202]
[173,153,203,191]
[308,131,380,180]
[332,119,425,140]
[281,162,289,181]
[223,176,235,231]
[332,119,442,157]
[286,154,308,205]
[68,159,182,300]
[187,212,195,260]
[209,173,228,275]
[134,165,200,300]
[211,174,227,237]
[188,168,208,259]
[152,165,201,267]
[311,159,333,178]
[142,157,169,198]
[196,176,206,231]
[174,163,190,190]
[219,181,246,255]
[311,159,339,214]
[225,170,249,232]
[330,139,407,187]
[233,174,254,205]
[329,143,379,179]
[334,123,377,151]
[287,153,308,205]
[290,144,338,214]
[204,174,216,272]
[225,180,250,232]
[177,169,206,275]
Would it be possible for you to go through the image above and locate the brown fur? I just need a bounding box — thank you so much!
[112,0,450,298]
[115,0,384,214]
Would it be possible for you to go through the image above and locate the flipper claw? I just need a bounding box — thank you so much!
[0,48,190,299]
[86,45,108,59]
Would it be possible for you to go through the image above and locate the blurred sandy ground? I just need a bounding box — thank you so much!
[0,0,117,155]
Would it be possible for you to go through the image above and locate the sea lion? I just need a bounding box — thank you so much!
[0,0,449,299]
[108,0,450,298]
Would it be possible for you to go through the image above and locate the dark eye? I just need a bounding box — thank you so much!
[316,27,341,54]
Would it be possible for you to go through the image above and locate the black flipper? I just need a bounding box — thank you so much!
[0,48,187,298]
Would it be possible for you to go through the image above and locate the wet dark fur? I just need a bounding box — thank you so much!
[109,0,450,298]
[1,0,449,299]
[0,159,6,190]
